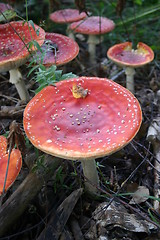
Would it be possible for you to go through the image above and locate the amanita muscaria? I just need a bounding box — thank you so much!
[23,77,142,193]
[50,9,87,39]
[0,136,22,195]
[69,16,115,64]
[50,9,87,23]
[34,32,79,66]
[0,21,45,101]
[107,42,154,93]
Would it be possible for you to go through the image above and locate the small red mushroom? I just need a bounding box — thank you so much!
[107,42,154,93]
[0,21,45,100]
[35,32,79,66]
[50,9,87,39]
[69,16,115,64]
[0,135,22,195]
[50,9,87,23]
[23,76,142,193]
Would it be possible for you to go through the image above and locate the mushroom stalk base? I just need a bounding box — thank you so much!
[125,67,135,93]
[9,69,30,101]
[81,159,99,193]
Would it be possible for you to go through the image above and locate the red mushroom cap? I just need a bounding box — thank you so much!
[50,9,87,23]
[107,42,154,68]
[0,21,45,72]
[23,77,142,160]
[0,3,13,12]
[69,16,115,35]
[0,135,22,195]
[36,32,79,66]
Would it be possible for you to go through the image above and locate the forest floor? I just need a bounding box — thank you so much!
[0,1,160,238]
[0,43,160,239]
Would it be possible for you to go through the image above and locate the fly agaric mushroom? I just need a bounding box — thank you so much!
[23,77,142,193]
[50,9,87,39]
[69,16,115,65]
[34,32,79,66]
[107,42,154,93]
[50,9,87,23]
[0,21,45,101]
[0,135,22,195]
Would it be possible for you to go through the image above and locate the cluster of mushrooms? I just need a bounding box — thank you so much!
[0,5,154,195]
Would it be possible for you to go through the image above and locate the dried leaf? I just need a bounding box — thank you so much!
[7,120,25,154]
[72,83,88,99]
[86,201,157,239]
[129,186,150,204]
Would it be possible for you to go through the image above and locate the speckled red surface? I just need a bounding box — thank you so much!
[107,42,154,67]
[36,32,79,66]
[70,16,115,35]
[23,77,142,160]
[0,136,22,195]
[50,9,87,23]
[0,21,45,71]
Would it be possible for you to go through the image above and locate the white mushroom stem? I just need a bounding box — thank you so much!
[125,67,136,93]
[81,159,99,193]
[87,35,100,65]
[9,69,30,101]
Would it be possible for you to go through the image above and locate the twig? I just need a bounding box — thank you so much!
[0,94,18,103]
[0,105,25,118]
[111,69,125,81]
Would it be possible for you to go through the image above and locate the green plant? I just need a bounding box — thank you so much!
[32,155,45,171]
[53,165,74,193]
[28,64,77,93]
[0,9,17,22]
